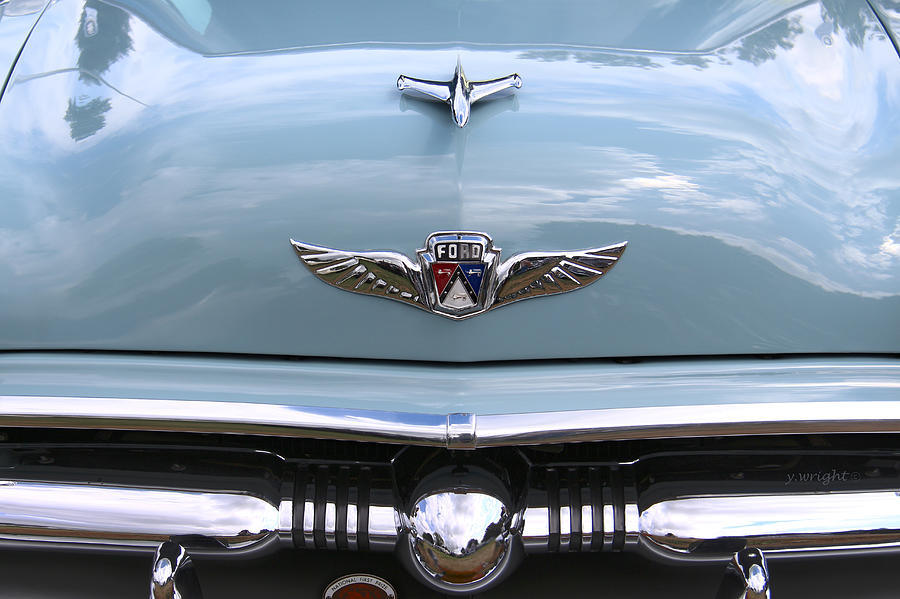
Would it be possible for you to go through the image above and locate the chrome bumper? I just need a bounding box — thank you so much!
[1,353,898,449]
[1,353,898,595]
[6,395,900,448]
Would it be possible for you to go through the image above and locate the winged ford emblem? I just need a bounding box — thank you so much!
[291,232,626,320]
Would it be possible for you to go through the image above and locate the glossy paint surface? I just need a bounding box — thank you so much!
[0,0,898,361]
[870,0,900,54]
[0,0,45,98]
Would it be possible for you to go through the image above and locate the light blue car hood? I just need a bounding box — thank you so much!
[0,0,898,361]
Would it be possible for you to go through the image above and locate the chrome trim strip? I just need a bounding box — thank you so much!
[581,505,593,551]
[624,503,640,547]
[0,396,447,446]
[447,412,477,449]
[0,480,280,553]
[346,504,358,551]
[522,506,550,550]
[7,476,900,565]
[639,491,900,561]
[603,505,614,551]
[277,499,293,545]
[559,505,571,552]
[324,502,337,550]
[3,396,900,447]
[367,505,399,551]
[303,500,315,548]
[474,401,900,446]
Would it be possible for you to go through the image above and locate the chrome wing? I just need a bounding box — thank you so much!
[491,242,627,309]
[469,74,523,102]
[290,240,427,310]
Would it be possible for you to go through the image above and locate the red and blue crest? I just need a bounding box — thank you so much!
[417,232,500,318]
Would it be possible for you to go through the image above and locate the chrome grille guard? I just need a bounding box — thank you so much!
[0,433,898,595]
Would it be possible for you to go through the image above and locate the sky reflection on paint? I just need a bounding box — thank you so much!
[0,0,896,359]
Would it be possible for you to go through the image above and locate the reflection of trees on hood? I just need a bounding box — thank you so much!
[68,1,132,140]
[516,49,663,69]
[65,97,112,141]
[735,16,804,66]
[516,2,882,72]
[819,0,879,49]
[75,0,133,82]
[734,1,879,67]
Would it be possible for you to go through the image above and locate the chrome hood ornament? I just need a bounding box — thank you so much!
[397,59,522,127]
[291,232,626,320]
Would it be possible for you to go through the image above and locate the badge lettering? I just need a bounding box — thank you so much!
[435,242,482,262]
